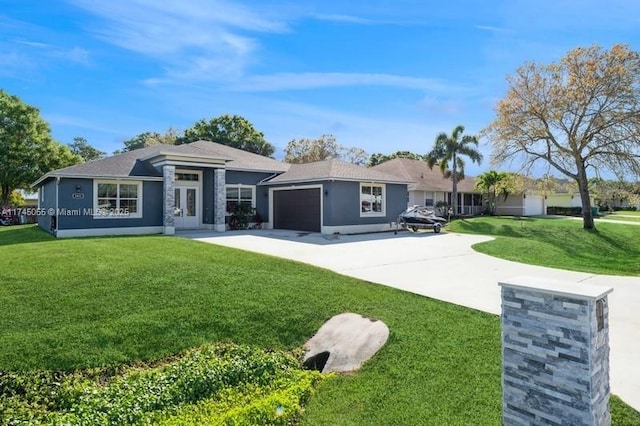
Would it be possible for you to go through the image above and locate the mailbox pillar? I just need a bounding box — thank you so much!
[499,276,613,425]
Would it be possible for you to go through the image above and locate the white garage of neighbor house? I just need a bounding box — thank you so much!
[495,191,593,216]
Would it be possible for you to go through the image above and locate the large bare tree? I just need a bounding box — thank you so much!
[484,44,640,229]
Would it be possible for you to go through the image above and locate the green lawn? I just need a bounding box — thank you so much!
[602,212,640,223]
[610,210,640,217]
[448,216,640,276]
[0,225,638,424]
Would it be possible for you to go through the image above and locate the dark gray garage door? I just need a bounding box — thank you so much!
[273,188,321,232]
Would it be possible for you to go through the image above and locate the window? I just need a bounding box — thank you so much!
[360,183,385,217]
[40,187,44,203]
[94,181,142,218]
[425,198,434,207]
[225,184,255,214]
[176,172,199,181]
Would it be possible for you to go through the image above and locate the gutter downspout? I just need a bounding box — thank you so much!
[55,176,60,236]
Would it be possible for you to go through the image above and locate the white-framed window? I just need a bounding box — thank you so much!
[93,180,143,218]
[360,183,385,217]
[40,187,44,203]
[225,184,256,215]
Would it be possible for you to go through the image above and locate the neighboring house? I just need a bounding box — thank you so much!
[32,141,409,237]
[371,158,483,215]
[494,191,591,216]
[494,193,547,216]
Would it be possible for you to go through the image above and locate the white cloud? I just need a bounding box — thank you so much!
[312,14,377,25]
[229,72,467,93]
[5,38,91,69]
[67,0,289,82]
[475,25,511,34]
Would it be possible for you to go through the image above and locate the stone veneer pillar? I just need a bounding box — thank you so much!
[213,168,226,232]
[163,165,176,235]
[499,276,613,426]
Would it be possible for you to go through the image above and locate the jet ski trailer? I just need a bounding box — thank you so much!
[396,205,448,233]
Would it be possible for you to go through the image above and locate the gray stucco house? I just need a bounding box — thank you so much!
[33,141,409,237]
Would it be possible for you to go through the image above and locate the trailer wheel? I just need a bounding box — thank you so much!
[433,223,441,233]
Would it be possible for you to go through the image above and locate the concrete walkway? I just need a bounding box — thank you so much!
[179,229,640,411]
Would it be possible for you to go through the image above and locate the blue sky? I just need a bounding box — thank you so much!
[2,0,640,175]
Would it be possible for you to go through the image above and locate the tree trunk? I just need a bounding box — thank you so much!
[576,167,595,230]
[451,153,458,216]
[490,187,496,214]
[1,184,10,207]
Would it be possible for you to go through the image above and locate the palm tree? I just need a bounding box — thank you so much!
[426,125,483,216]
[475,170,506,214]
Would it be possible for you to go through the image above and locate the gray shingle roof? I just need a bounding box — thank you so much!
[264,158,411,185]
[190,140,289,172]
[34,141,289,185]
[371,158,477,192]
[38,145,167,181]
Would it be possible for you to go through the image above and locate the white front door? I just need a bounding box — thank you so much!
[174,186,199,229]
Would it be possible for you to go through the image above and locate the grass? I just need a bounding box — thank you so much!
[609,210,640,216]
[0,225,638,424]
[1,225,501,424]
[602,212,640,222]
[448,216,640,276]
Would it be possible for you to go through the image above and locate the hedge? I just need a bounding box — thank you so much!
[0,343,324,425]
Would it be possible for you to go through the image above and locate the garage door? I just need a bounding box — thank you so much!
[524,194,545,216]
[273,188,321,232]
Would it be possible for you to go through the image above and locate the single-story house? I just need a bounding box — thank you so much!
[371,158,483,215]
[33,141,409,237]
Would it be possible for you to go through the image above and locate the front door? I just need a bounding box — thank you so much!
[174,186,199,229]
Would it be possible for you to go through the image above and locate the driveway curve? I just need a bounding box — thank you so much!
[180,229,640,411]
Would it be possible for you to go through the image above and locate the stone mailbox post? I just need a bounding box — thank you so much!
[499,276,613,425]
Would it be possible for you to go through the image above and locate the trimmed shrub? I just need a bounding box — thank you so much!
[0,343,324,425]
[546,206,582,216]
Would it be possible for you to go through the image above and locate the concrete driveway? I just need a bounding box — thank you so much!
[179,229,640,411]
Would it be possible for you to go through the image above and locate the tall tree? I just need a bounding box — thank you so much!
[426,125,483,215]
[120,128,179,152]
[474,170,506,214]
[284,134,369,165]
[589,178,635,210]
[0,90,81,205]
[484,44,640,229]
[368,151,424,167]
[68,137,105,162]
[284,134,341,164]
[179,115,274,157]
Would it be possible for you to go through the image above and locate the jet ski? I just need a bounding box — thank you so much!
[398,205,448,233]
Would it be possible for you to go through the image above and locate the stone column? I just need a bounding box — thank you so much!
[499,276,613,426]
[213,168,226,232]
[163,165,176,235]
